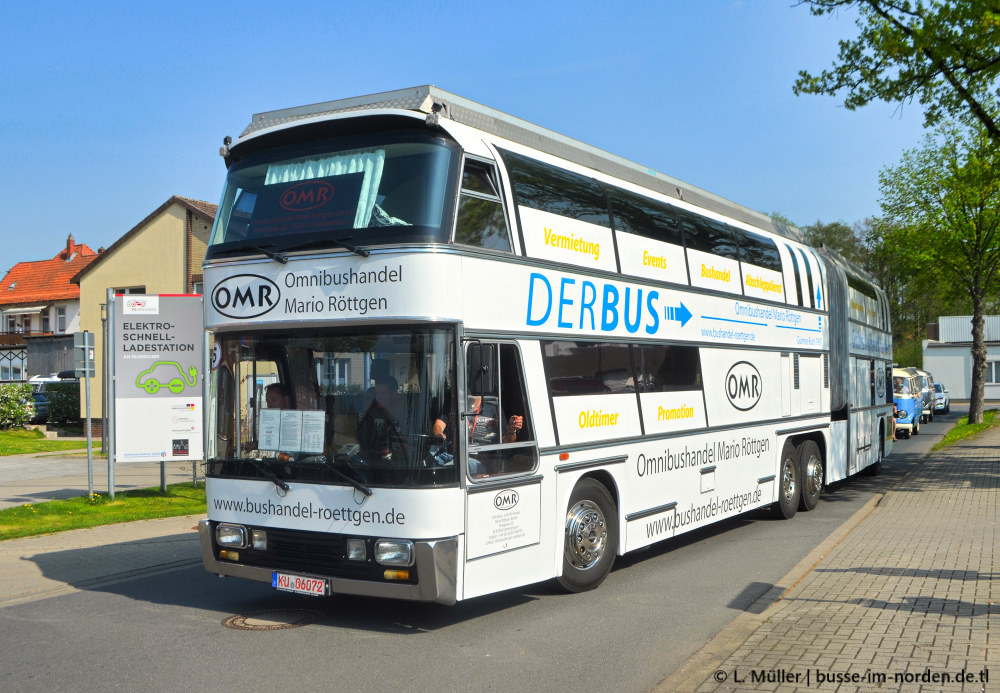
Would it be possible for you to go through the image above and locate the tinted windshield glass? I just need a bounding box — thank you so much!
[892,376,910,394]
[208,327,457,488]
[208,132,459,257]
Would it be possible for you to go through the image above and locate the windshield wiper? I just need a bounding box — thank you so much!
[247,243,288,263]
[277,235,370,258]
[294,455,373,497]
[244,457,290,492]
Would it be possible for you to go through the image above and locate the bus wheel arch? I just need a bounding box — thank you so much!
[557,475,619,593]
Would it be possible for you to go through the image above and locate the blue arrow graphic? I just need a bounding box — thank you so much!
[665,302,692,327]
[815,283,823,310]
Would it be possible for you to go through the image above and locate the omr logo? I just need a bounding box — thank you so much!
[725,361,762,411]
[494,489,519,510]
[279,181,335,211]
[212,274,280,319]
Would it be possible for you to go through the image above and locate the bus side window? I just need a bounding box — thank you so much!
[466,342,537,479]
[633,344,702,392]
[455,160,511,252]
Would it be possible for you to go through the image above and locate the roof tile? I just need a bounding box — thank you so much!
[0,237,99,307]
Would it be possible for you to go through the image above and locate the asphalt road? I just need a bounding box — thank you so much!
[0,410,956,692]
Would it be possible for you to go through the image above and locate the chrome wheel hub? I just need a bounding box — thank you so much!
[565,500,607,570]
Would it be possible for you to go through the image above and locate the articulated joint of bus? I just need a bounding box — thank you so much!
[197,520,459,605]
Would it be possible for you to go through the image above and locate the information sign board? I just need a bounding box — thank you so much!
[112,294,204,462]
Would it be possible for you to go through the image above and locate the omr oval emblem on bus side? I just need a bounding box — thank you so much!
[494,489,519,510]
[725,361,762,411]
[212,274,280,319]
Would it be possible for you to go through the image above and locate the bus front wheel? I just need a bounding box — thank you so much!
[558,478,618,593]
[778,441,800,519]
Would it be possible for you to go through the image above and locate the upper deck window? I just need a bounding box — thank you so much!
[455,159,511,252]
[607,186,685,246]
[501,150,611,228]
[208,132,459,259]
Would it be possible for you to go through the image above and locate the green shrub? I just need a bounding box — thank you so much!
[46,382,81,424]
[0,383,32,429]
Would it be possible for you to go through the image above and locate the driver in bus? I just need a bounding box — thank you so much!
[265,382,291,409]
[358,375,405,463]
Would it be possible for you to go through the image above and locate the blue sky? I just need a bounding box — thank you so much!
[1,0,928,272]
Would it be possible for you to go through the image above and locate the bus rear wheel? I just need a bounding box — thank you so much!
[558,478,618,593]
[778,441,800,519]
[798,440,823,511]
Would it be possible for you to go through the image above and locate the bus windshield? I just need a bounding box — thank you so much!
[208,131,459,258]
[208,326,457,489]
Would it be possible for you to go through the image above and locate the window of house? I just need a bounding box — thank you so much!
[56,307,66,333]
[41,310,50,333]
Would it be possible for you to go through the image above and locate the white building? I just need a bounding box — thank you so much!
[922,316,1000,399]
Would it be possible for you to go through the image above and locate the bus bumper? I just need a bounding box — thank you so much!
[198,519,459,605]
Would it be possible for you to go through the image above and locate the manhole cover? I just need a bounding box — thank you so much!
[223,609,318,631]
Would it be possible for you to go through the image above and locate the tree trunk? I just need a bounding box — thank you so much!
[968,297,986,424]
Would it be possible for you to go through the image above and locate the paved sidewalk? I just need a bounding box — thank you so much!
[662,428,998,692]
[0,514,204,607]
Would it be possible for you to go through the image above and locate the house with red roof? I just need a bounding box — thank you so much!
[0,235,100,381]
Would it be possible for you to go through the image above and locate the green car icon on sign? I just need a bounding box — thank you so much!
[136,361,198,394]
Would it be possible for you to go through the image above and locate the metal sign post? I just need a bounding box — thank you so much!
[73,330,96,496]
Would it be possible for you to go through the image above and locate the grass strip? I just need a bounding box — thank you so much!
[932,408,999,450]
[0,483,205,541]
[0,429,90,456]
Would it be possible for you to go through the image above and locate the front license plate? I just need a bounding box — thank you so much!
[272,572,327,597]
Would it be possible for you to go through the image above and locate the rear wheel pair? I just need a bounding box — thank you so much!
[778,439,823,519]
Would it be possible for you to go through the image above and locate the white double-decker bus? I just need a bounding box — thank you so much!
[199,86,893,604]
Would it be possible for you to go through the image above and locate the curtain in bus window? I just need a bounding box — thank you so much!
[264,149,386,227]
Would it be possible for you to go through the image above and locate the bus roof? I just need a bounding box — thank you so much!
[238,85,804,243]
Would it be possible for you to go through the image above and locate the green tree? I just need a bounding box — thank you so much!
[877,122,1000,422]
[794,1,1000,142]
[801,220,866,264]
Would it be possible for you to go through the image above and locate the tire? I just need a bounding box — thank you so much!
[866,439,883,476]
[777,441,800,519]
[558,478,618,593]
[867,442,885,476]
[798,440,823,511]
[913,420,920,435]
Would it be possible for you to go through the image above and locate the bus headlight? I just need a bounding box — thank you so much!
[251,529,268,550]
[216,523,248,548]
[374,539,414,566]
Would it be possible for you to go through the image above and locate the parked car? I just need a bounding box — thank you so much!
[892,368,923,438]
[903,367,936,423]
[29,375,79,423]
[933,381,950,414]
